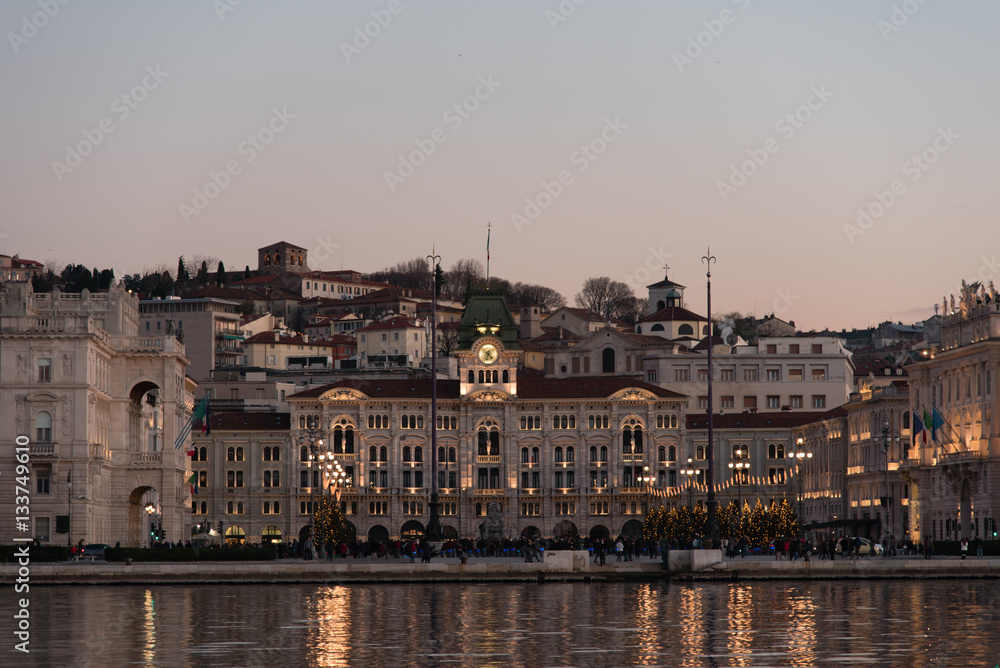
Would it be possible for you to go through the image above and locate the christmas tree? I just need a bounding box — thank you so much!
[314,496,355,549]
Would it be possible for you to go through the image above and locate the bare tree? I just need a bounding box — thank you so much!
[507,282,565,311]
[443,258,484,301]
[575,277,636,321]
[616,296,647,325]
[437,328,461,357]
[365,257,432,290]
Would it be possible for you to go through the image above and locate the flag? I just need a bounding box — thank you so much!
[187,473,198,495]
[174,394,210,449]
[486,223,490,263]
[931,406,946,443]
[922,409,933,443]
[913,413,925,444]
[202,401,211,435]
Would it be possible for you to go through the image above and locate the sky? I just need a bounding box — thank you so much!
[2,0,998,332]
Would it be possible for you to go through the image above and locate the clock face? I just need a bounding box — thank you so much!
[478,343,499,365]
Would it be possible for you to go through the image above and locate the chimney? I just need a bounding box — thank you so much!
[521,306,543,339]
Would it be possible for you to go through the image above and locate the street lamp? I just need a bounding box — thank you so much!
[872,416,899,550]
[296,425,326,551]
[728,447,747,514]
[639,465,656,514]
[788,438,813,534]
[681,457,698,509]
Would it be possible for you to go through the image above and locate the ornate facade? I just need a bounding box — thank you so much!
[285,289,690,541]
[0,282,195,547]
[905,282,1000,541]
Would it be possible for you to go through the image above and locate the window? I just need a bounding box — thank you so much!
[766,395,780,409]
[35,412,52,442]
[602,348,615,373]
[721,396,734,409]
[768,468,786,484]
[812,395,826,409]
[789,344,799,354]
[743,396,757,410]
[198,471,207,488]
[767,443,785,459]
[264,470,280,487]
[720,368,735,381]
[697,396,709,409]
[646,371,657,382]
[696,445,705,460]
[674,369,690,382]
[697,369,709,382]
[766,344,777,354]
[790,395,803,409]
[812,344,822,354]
[788,368,803,382]
[37,358,51,382]
[811,368,826,381]
[766,368,780,381]
[36,469,50,494]
[743,368,758,381]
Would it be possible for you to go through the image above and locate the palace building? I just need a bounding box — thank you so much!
[284,289,690,542]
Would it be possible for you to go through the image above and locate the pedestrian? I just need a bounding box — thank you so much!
[960,537,968,560]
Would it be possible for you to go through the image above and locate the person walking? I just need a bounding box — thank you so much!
[960,537,969,560]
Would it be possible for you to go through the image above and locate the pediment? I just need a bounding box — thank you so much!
[464,389,512,403]
[610,387,657,402]
[319,388,368,402]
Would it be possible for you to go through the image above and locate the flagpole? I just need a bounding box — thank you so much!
[485,222,491,288]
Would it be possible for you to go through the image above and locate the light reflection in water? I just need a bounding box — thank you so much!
[7,580,1000,667]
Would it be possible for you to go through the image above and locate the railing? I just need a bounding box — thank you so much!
[474,488,505,495]
[476,455,501,464]
[89,443,110,459]
[939,450,987,463]
[622,453,645,462]
[30,443,55,456]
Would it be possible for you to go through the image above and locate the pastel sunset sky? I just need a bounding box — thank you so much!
[2,1,997,330]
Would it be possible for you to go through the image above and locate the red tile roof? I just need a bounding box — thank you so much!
[357,317,423,332]
[639,306,707,323]
[194,412,290,432]
[686,407,847,430]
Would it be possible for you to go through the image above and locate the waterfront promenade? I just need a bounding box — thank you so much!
[5,552,999,585]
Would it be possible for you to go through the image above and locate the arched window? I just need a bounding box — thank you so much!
[448,447,456,462]
[414,446,423,462]
[236,447,244,461]
[502,369,509,383]
[651,324,665,332]
[438,446,445,463]
[634,427,643,453]
[479,431,489,456]
[368,415,375,428]
[532,447,539,463]
[478,370,486,383]
[600,446,608,461]
[678,324,694,336]
[449,471,457,487]
[35,411,52,442]
[658,446,666,461]
[227,446,235,462]
[602,348,615,373]
[199,447,207,461]
[566,446,574,462]
[668,445,676,461]
[623,427,632,453]
[521,447,529,463]
[298,415,305,428]
[554,447,564,463]
[468,370,475,383]
[263,447,272,462]
[403,446,411,462]
[590,446,598,462]
[272,446,279,461]
[671,415,677,428]
[380,446,388,462]
[300,446,308,462]
[697,445,705,460]
[369,445,377,461]
[490,430,500,455]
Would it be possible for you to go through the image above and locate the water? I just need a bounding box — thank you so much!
[8,580,999,667]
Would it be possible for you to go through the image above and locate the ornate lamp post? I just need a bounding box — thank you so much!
[639,465,656,514]
[702,247,719,542]
[296,425,325,550]
[872,416,899,550]
[728,447,747,515]
[426,249,443,542]
[681,458,698,509]
[788,438,813,533]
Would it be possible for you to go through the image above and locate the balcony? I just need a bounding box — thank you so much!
[476,455,501,464]
[474,488,505,496]
[622,453,645,462]
[88,443,110,460]
[30,443,55,456]
[939,450,986,464]
[130,452,162,466]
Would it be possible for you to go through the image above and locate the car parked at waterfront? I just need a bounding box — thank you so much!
[79,544,112,560]
[835,537,883,556]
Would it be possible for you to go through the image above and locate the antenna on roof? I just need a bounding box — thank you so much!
[485,222,491,289]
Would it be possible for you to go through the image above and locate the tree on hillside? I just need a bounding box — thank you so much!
[443,259,484,301]
[244,265,252,280]
[575,277,636,321]
[196,260,209,284]
[216,260,227,286]
[616,296,647,325]
[365,257,431,290]
[506,282,565,311]
[176,257,190,282]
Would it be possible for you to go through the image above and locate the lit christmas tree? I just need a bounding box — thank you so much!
[314,496,355,550]
[745,499,769,547]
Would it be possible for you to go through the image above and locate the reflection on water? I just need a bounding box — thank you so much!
[7,580,999,667]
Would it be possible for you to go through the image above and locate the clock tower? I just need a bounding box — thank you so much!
[456,288,521,397]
